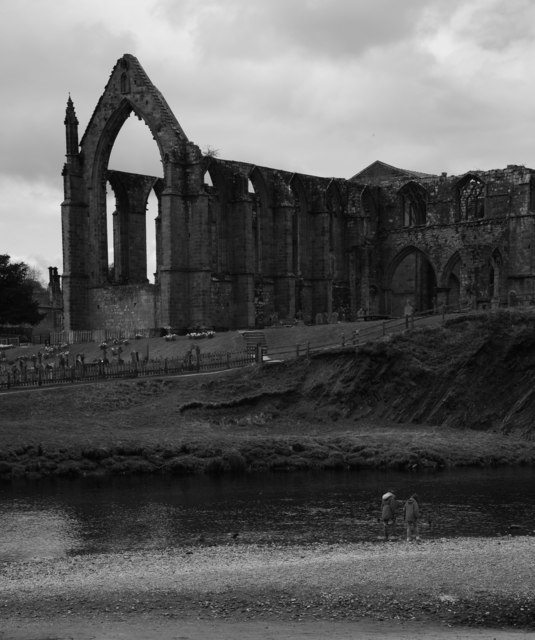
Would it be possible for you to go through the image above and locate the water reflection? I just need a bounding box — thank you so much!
[1,468,534,562]
[0,501,81,561]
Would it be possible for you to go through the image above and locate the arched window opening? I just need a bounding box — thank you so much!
[108,113,161,176]
[390,248,436,316]
[145,189,158,284]
[248,177,264,276]
[106,113,163,285]
[441,251,462,310]
[360,186,378,236]
[398,182,426,227]
[204,171,214,188]
[457,175,485,221]
[106,182,117,282]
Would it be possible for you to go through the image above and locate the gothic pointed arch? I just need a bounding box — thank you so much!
[249,166,273,277]
[360,185,379,236]
[440,251,462,308]
[387,246,437,315]
[456,173,485,221]
[398,181,427,226]
[76,55,190,286]
[202,159,232,276]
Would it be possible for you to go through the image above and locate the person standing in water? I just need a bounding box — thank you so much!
[381,490,398,541]
[404,493,421,542]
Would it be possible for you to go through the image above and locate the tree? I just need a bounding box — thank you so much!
[0,255,44,325]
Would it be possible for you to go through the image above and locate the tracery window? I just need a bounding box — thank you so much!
[398,182,426,227]
[457,175,485,221]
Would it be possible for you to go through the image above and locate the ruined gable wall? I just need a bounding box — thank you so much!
[374,166,534,310]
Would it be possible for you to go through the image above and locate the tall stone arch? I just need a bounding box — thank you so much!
[386,246,437,316]
[62,54,209,333]
[439,251,462,310]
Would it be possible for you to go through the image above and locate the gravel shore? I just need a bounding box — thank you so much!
[1,536,534,638]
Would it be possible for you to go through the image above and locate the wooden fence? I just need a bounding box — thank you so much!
[0,350,255,391]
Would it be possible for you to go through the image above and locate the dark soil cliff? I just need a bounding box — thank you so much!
[180,311,535,438]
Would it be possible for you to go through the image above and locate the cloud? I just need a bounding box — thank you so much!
[1,0,535,276]
[0,10,137,181]
[456,0,535,52]
[0,176,63,279]
[158,0,446,62]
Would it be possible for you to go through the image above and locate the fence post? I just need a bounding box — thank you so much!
[341,333,345,347]
[38,367,42,387]
[227,352,232,369]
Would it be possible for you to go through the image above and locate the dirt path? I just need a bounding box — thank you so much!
[2,616,534,640]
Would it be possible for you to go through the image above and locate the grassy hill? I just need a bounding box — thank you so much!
[1,311,535,481]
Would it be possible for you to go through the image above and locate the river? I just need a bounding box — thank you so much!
[1,467,534,562]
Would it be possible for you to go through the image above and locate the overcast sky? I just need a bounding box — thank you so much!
[1,0,534,282]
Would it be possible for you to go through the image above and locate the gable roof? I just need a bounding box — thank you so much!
[349,160,436,184]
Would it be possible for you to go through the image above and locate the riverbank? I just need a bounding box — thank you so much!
[1,365,535,483]
[1,536,534,638]
[1,424,534,482]
[3,311,535,482]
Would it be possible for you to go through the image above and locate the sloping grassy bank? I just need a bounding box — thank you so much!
[2,311,535,482]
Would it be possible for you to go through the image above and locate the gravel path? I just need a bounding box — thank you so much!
[1,536,534,638]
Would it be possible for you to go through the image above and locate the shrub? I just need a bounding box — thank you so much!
[322,452,346,469]
[223,451,247,473]
[0,460,12,475]
[162,455,203,475]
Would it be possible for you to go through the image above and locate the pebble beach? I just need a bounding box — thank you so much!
[1,535,534,639]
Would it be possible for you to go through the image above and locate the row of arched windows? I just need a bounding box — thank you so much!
[398,174,486,227]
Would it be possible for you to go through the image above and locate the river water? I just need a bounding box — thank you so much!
[1,468,534,562]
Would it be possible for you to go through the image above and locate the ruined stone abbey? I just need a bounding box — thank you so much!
[61,54,535,333]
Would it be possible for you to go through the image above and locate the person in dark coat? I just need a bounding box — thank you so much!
[381,490,398,541]
[404,493,420,542]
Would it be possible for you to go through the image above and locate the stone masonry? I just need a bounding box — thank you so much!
[61,54,535,333]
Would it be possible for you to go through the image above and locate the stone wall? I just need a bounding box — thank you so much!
[87,284,156,334]
[61,55,535,333]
